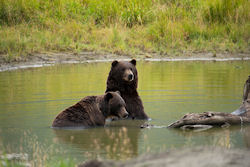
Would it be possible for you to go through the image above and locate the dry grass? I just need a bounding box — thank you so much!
[0,0,249,62]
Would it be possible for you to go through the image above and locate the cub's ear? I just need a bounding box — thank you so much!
[105,92,113,101]
[115,91,121,95]
[130,59,136,66]
[112,60,118,67]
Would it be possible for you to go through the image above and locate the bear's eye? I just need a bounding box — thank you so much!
[129,67,132,70]
[121,68,125,71]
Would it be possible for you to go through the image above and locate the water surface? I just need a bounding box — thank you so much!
[0,61,250,163]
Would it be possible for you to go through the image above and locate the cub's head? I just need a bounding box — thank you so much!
[109,59,138,84]
[104,91,128,119]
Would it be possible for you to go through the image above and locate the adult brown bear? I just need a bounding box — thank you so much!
[52,91,128,127]
[106,59,148,119]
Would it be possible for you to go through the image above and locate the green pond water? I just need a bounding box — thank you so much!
[0,61,250,163]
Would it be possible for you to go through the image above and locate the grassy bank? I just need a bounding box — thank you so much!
[0,0,249,62]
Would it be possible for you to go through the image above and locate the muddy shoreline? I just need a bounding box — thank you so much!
[0,52,249,72]
[79,147,250,167]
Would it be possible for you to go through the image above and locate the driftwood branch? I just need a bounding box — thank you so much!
[168,112,250,128]
[168,76,250,129]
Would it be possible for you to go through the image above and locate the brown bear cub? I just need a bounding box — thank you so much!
[52,91,128,127]
[106,59,148,119]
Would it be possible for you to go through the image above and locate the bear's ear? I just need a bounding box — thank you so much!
[105,92,113,101]
[115,91,121,95]
[130,59,136,66]
[112,60,118,67]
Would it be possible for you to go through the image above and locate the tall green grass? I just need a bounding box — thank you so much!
[0,0,153,26]
[0,0,249,62]
[203,0,249,24]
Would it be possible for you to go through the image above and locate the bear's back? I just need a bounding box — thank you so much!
[52,96,105,127]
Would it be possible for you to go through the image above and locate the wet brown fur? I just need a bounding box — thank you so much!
[106,59,148,119]
[52,92,127,127]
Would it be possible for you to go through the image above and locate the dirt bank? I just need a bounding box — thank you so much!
[0,52,249,72]
[79,147,250,167]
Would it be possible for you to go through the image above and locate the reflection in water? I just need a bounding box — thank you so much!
[170,125,250,149]
[243,126,250,148]
[53,120,145,160]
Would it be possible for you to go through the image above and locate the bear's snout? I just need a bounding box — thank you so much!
[128,74,134,81]
[123,112,129,119]
[119,107,129,118]
[123,69,134,82]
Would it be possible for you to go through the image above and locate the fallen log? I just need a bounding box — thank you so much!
[168,112,250,128]
[168,75,250,128]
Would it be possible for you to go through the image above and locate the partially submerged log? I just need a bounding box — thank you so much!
[168,75,250,129]
[168,112,250,128]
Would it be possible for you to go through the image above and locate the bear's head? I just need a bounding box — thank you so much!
[103,91,128,119]
[109,59,138,85]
